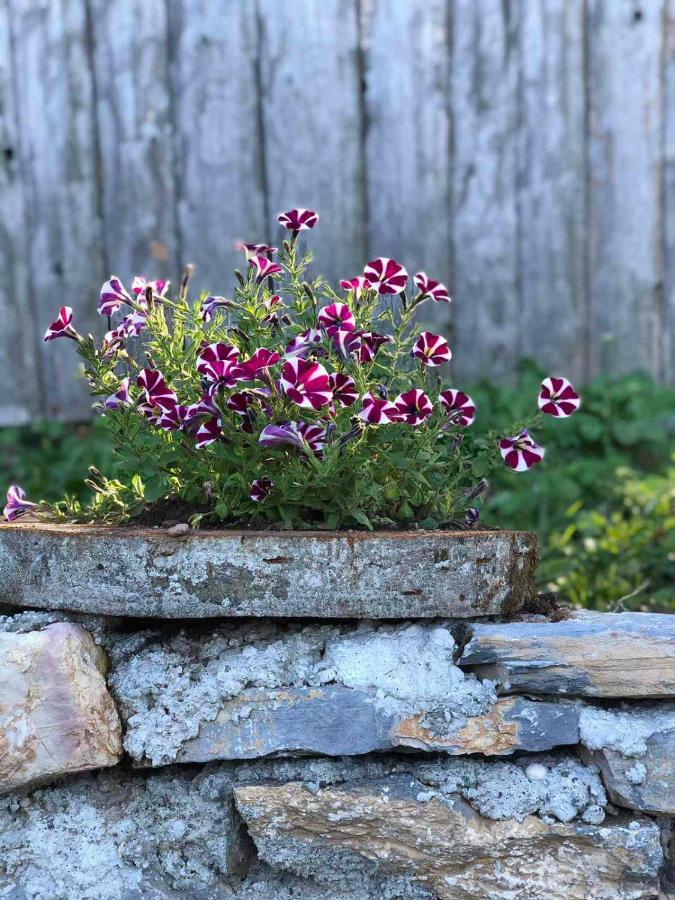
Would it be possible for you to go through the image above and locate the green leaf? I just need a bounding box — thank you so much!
[350,509,373,530]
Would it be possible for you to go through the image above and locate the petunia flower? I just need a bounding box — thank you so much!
[538,376,581,418]
[98,277,133,316]
[195,416,223,449]
[359,391,398,424]
[44,306,78,342]
[329,373,358,408]
[250,477,274,502]
[278,208,319,232]
[231,348,280,382]
[363,257,408,295]
[280,358,332,410]
[131,276,169,304]
[413,272,451,303]
[391,389,433,426]
[104,377,131,411]
[259,421,326,455]
[262,294,285,325]
[339,276,370,300]
[200,295,237,322]
[499,429,545,472]
[118,312,148,338]
[196,343,240,386]
[136,369,178,411]
[317,302,355,335]
[236,241,278,260]
[249,255,283,282]
[411,331,452,367]
[332,328,362,361]
[439,390,476,427]
[285,329,324,359]
[4,485,38,522]
[226,389,271,432]
[358,331,392,363]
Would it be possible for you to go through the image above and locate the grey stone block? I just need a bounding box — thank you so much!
[0,523,537,619]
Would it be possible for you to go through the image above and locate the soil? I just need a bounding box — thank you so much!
[523,592,572,622]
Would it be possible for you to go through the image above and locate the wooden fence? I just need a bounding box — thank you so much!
[1,0,673,423]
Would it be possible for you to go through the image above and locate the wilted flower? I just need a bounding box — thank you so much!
[104,377,131,411]
[201,295,236,322]
[363,257,408,295]
[359,391,398,424]
[411,331,452,367]
[278,208,319,232]
[249,255,283,282]
[538,376,581,418]
[465,507,480,527]
[413,272,450,304]
[317,302,355,335]
[98,277,133,316]
[499,429,545,472]
[44,306,78,342]
[329,373,358,408]
[3,485,37,522]
[439,390,476,427]
[196,343,240,386]
[250,477,273,502]
[280,358,332,410]
[231,348,280,381]
[391,389,433,425]
[339,276,370,300]
[195,417,223,448]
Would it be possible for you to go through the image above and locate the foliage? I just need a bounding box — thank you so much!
[11,213,572,530]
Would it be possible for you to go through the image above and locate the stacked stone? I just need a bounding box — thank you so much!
[0,525,673,899]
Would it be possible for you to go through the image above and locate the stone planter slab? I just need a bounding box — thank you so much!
[460,611,675,698]
[0,623,122,794]
[0,524,536,619]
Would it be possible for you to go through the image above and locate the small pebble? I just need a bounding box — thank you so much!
[166,523,190,536]
[525,763,548,781]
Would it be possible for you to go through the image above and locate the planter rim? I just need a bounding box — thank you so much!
[0,523,538,621]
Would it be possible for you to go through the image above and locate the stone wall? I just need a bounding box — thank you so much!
[1,603,673,899]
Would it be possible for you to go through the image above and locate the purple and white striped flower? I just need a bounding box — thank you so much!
[363,257,408,295]
[538,376,581,418]
[280,358,332,410]
[358,331,392,363]
[227,389,271,432]
[250,477,273,502]
[200,295,237,322]
[259,421,326,455]
[391,389,433,426]
[118,312,148,338]
[499,430,545,472]
[359,391,398,425]
[196,343,240,386]
[236,242,278,260]
[413,272,451,304]
[98,277,133,316]
[278,208,319,232]
[195,417,223,449]
[137,369,178,412]
[3,485,37,522]
[411,331,452,367]
[332,328,361,361]
[157,403,188,432]
[131,276,169,304]
[317,302,355,336]
[231,348,280,382]
[104,377,131,411]
[339,276,370,300]
[285,329,324,359]
[44,307,77,342]
[439,390,476,427]
[329,373,358,408]
[249,255,283,282]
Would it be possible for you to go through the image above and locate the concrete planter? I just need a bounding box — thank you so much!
[0,523,537,619]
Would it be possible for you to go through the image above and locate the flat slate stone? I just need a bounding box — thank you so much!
[460,611,675,698]
[0,523,536,619]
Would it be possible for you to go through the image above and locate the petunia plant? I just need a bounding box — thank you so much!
[5,209,581,530]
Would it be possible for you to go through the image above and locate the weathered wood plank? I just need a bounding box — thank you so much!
[168,0,266,296]
[258,0,365,284]
[664,0,675,384]
[0,2,41,424]
[518,0,587,383]
[460,611,675,698]
[362,0,451,324]
[89,0,177,285]
[451,0,521,381]
[586,0,665,379]
[8,0,104,420]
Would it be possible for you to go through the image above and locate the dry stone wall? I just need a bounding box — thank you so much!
[0,556,673,897]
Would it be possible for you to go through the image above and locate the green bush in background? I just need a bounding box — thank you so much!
[2,364,673,612]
